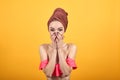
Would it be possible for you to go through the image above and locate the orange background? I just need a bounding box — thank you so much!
[0,0,120,80]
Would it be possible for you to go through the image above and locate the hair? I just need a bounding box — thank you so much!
[47,8,68,32]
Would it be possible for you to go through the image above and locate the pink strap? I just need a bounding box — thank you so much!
[39,60,48,70]
[66,57,77,69]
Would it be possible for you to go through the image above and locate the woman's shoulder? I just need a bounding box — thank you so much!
[40,43,48,46]
[39,43,49,49]
[67,43,77,48]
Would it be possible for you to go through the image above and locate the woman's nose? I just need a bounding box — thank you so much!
[54,32,59,36]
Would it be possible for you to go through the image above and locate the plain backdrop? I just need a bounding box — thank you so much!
[0,0,120,80]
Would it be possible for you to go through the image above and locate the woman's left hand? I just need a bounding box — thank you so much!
[56,32,64,49]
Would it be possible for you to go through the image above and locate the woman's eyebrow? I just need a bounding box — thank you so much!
[58,27,63,28]
[49,27,54,28]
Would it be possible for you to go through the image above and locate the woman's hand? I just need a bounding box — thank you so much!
[50,33,57,49]
[56,32,64,49]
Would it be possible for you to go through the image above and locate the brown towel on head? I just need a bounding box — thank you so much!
[47,8,68,32]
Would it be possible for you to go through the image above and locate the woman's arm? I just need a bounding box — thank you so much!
[39,44,57,77]
[58,44,77,77]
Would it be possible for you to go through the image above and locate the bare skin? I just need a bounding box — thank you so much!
[39,21,77,80]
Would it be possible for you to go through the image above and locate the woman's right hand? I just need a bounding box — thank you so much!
[50,33,57,49]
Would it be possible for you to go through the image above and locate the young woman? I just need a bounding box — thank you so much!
[39,8,77,80]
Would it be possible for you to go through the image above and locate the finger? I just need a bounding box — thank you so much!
[50,36,55,41]
[52,35,56,39]
[57,33,63,40]
[51,33,56,37]
[51,34,56,39]
[51,33,56,38]
[56,38,59,43]
[58,32,63,37]
[54,37,57,42]
[56,32,60,39]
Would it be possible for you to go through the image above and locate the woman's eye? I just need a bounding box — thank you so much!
[50,29,55,31]
[58,29,63,31]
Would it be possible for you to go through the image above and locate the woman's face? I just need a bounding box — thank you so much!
[48,20,65,36]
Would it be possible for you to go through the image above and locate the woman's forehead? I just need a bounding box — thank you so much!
[49,21,64,28]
